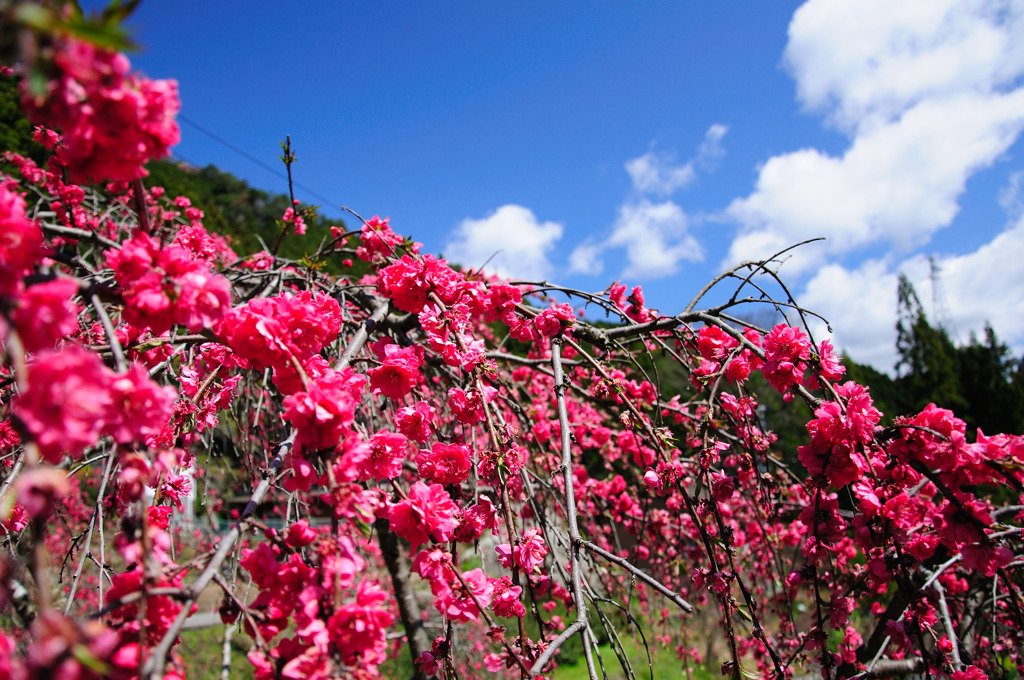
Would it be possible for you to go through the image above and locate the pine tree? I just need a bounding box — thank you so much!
[894,274,966,414]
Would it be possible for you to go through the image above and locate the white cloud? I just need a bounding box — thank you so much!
[724,0,1024,273]
[799,258,907,374]
[567,240,604,276]
[575,124,726,279]
[445,204,563,281]
[608,199,704,279]
[625,151,696,196]
[624,125,730,196]
[726,90,1024,272]
[698,123,729,170]
[799,214,1024,374]
[785,0,1024,132]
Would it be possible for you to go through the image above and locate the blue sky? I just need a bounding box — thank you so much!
[114,1,1024,373]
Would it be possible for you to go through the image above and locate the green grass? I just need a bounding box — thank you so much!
[177,625,253,680]
[549,630,717,680]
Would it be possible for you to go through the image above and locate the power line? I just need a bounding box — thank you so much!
[175,114,346,214]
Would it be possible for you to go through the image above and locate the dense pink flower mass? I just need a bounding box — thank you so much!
[697,325,738,361]
[5,23,1024,679]
[761,323,812,392]
[534,303,576,338]
[0,181,44,296]
[15,346,177,462]
[107,232,231,334]
[16,348,107,461]
[376,253,469,314]
[7,278,81,352]
[356,215,405,262]
[395,401,436,443]
[216,290,342,371]
[327,581,394,665]
[361,431,409,480]
[21,38,180,182]
[798,382,882,488]
[283,367,365,451]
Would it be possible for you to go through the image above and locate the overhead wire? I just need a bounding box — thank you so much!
[175,113,346,214]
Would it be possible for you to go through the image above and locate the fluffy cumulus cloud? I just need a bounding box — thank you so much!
[785,0,1024,132]
[725,0,1024,273]
[570,124,726,279]
[608,200,703,279]
[800,211,1024,375]
[445,204,563,281]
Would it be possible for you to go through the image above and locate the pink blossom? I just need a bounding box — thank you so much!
[8,278,81,352]
[388,482,459,549]
[357,216,404,262]
[515,529,549,571]
[534,303,576,338]
[326,580,394,665]
[281,206,306,235]
[433,568,493,623]
[368,337,423,399]
[710,472,736,502]
[173,223,236,265]
[0,181,44,296]
[952,667,989,680]
[815,339,846,382]
[103,363,177,444]
[697,325,738,362]
[415,651,440,676]
[395,401,436,443]
[939,493,992,548]
[484,283,523,323]
[15,346,113,462]
[413,548,453,582]
[217,290,341,371]
[449,386,495,425]
[283,368,363,451]
[106,567,188,645]
[106,232,231,334]
[761,324,811,393]
[455,495,500,542]
[483,653,506,673]
[273,354,332,397]
[21,38,180,182]
[361,431,409,480]
[285,520,318,548]
[491,576,526,618]
[416,442,473,485]
[377,254,431,313]
[13,468,70,522]
[495,542,514,569]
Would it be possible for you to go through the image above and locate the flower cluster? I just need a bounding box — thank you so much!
[21,38,180,182]
[107,232,232,334]
[216,290,342,373]
[15,346,176,462]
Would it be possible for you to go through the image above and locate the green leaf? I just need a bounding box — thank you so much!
[60,18,138,51]
[73,643,111,674]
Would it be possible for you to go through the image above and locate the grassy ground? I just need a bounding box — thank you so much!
[178,624,254,680]
[549,633,717,680]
